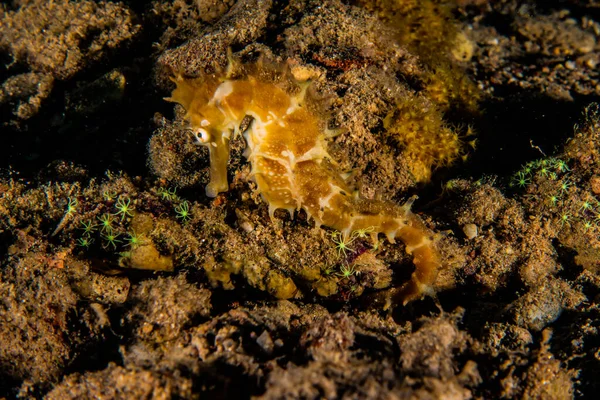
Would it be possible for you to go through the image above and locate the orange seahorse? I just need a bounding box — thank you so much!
[166,58,440,304]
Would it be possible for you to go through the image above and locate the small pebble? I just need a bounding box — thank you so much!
[256,330,274,354]
[462,223,478,240]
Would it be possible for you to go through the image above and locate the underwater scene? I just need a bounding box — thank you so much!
[1,0,600,398]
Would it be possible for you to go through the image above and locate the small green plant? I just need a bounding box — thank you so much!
[582,219,595,232]
[80,220,96,235]
[321,265,335,276]
[547,193,561,207]
[443,180,457,192]
[351,226,374,240]
[98,213,114,233]
[533,158,551,169]
[101,231,121,250]
[337,264,356,279]
[580,198,595,213]
[330,231,355,257]
[66,197,78,215]
[559,212,572,227]
[510,171,531,188]
[158,187,179,201]
[511,157,571,191]
[552,159,570,173]
[175,201,191,223]
[558,178,572,193]
[538,164,552,178]
[125,231,143,248]
[76,236,94,248]
[521,162,534,175]
[103,190,117,201]
[114,197,134,221]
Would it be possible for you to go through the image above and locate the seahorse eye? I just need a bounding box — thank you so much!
[194,128,211,143]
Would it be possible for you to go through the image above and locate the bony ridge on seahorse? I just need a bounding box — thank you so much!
[165,54,440,305]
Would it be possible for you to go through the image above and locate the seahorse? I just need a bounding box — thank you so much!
[166,58,440,304]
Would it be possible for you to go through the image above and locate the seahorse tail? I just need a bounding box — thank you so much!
[394,218,441,305]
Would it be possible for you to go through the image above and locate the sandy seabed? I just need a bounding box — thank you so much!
[1,0,600,399]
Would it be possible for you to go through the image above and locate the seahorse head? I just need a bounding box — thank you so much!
[166,73,234,197]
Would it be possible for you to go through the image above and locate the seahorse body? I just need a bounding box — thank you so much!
[167,63,440,303]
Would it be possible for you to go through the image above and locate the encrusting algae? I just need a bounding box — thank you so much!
[358,0,481,114]
[354,0,480,183]
[166,56,441,304]
[384,94,471,182]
